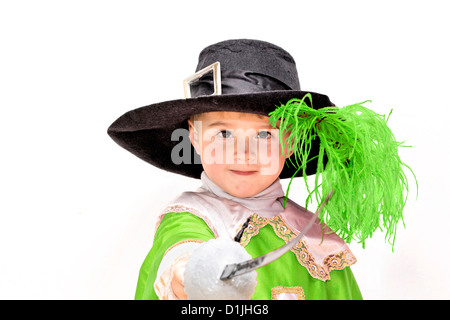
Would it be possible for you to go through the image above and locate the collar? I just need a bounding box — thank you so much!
[200,171,285,218]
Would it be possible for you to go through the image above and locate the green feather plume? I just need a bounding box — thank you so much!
[269,94,416,249]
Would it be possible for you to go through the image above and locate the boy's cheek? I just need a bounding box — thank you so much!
[259,153,285,176]
[199,142,232,165]
[202,164,228,186]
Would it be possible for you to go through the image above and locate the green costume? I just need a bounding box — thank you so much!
[135,178,362,300]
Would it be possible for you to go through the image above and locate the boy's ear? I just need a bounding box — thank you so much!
[188,119,200,154]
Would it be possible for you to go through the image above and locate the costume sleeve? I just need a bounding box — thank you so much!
[325,267,363,300]
[134,211,215,300]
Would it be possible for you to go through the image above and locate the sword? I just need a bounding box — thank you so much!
[220,190,334,280]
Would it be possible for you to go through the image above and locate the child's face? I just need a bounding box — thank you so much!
[188,111,292,198]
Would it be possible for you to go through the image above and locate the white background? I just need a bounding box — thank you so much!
[1,0,449,299]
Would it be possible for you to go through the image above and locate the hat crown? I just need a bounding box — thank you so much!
[195,39,301,92]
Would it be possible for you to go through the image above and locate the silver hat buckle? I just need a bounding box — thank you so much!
[183,61,222,99]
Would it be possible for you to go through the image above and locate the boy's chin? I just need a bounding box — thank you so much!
[224,184,264,199]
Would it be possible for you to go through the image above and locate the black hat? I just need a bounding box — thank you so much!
[107,39,333,179]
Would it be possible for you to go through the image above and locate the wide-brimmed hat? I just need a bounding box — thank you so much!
[107,39,334,179]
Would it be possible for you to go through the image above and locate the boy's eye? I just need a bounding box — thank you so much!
[217,130,233,139]
[257,130,272,139]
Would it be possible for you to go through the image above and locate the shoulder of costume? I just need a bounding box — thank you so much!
[282,197,351,251]
[156,188,253,239]
[287,197,357,259]
[245,197,358,281]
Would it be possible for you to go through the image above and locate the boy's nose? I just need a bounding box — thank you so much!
[235,137,257,164]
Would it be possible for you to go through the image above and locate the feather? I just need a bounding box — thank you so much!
[269,93,417,248]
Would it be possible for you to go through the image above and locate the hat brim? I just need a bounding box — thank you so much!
[108,90,333,179]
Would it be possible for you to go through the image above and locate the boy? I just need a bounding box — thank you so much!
[108,39,363,299]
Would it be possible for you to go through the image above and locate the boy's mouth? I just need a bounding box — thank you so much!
[230,170,258,176]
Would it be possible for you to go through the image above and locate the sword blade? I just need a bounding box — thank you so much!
[220,190,334,280]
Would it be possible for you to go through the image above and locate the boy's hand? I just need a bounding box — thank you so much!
[171,254,189,300]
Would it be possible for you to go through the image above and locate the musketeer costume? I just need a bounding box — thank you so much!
[108,39,414,300]
[135,172,361,300]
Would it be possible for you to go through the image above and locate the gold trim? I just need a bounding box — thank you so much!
[241,214,356,281]
[271,286,305,300]
[239,214,269,246]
